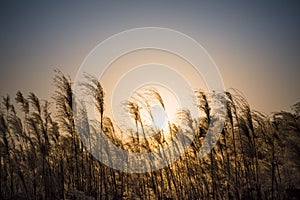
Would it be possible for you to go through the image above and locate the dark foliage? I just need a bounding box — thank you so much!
[0,71,299,200]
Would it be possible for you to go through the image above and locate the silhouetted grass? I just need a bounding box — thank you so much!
[0,70,299,199]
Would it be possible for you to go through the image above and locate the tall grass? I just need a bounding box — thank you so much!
[0,71,299,199]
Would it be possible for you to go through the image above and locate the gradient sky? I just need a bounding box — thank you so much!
[0,1,300,114]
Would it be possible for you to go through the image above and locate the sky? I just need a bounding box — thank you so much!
[0,1,300,115]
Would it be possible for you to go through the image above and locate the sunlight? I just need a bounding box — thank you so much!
[150,104,167,129]
[99,48,208,130]
[128,83,181,137]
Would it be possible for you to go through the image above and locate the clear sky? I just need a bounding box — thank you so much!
[0,1,299,114]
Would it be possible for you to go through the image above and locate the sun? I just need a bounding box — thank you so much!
[149,104,167,130]
[128,83,181,135]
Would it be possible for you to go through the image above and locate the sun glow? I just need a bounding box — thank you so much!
[128,84,181,134]
[96,48,207,138]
